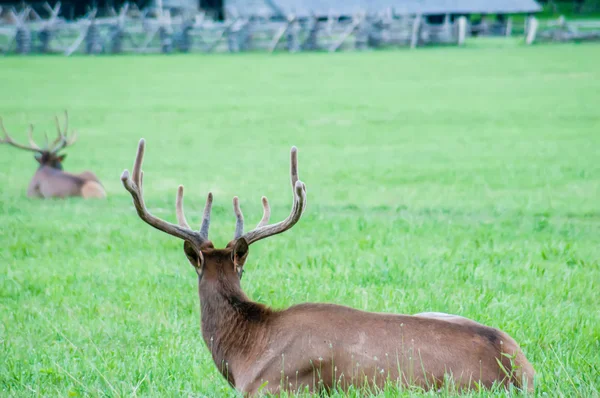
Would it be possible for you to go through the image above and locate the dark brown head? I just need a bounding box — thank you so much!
[34,152,67,169]
[183,239,249,289]
[0,111,77,170]
[121,139,307,291]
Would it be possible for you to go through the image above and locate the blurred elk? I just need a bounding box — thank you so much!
[0,112,105,199]
[121,139,534,396]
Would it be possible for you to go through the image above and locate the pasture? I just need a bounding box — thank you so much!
[1,43,599,396]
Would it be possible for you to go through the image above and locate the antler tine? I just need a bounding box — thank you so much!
[131,137,144,187]
[121,139,208,246]
[233,196,244,239]
[27,124,42,150]
[290,145,299,188]
[0,118,8,141]
[63,110,69,134]
[0,117,10,143]
[239,146,307,245]
[50,113,66,152]
[50,111,76,154]
[176,185,191,228]
[0,117,44,153]
[67,130,78,146]
[199,192,213,239]
[301,182,307,212]
[256,196,271,228]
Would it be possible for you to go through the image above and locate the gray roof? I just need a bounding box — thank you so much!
[226,0,542,17]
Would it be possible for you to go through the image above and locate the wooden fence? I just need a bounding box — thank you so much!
[4,3,596,55]
[526,15,600,43]
[0,3,471,55]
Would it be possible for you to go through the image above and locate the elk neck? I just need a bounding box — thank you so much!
[37,163,63,172]
[197,269,272,380]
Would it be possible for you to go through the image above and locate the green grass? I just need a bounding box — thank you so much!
[1,44,599,397]
[538,2,600,19]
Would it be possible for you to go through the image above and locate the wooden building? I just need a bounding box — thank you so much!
[0,0,545,55]
[220,0,542,19]
[0,0,542,20]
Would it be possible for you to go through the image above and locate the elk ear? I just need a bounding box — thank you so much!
[34,153,42,163]
[183,241,204,277]
[57,154,67,162]
[232,238,249,278]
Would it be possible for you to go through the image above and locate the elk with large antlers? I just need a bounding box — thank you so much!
[121,139,534,395]
[1,112,105,199]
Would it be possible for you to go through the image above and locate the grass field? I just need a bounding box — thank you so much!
[1,44,599,397]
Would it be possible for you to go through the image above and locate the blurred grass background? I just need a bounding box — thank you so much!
[0,44,599,396]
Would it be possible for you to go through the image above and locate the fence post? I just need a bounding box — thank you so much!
[525,16,538,45]
[505,16,513,37]
[410,14,421,49]
[355,14,371,50]
[86,23,102,54]
[457,16,467,46]
[16,27,32,54]
[38,29,51,53]
[177,22,193,53]
[228,22,240,52]
[303,15,320,51]
[110,3,129,54]
[286,17,300,52]
[228,20,249,52]
[110,24,124,54]
[159,26,173,53]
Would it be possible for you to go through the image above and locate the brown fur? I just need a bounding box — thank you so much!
[2,112,105,199]
[27,166,106,199]
[121,141,534,395]
[81,180,106,199]
[415,312,535,391]
[183,241,535,396]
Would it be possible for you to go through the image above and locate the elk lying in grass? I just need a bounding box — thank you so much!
[121,139,535,395]
[0,112,105,199]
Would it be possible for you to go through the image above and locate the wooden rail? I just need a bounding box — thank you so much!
[0,3,472,55]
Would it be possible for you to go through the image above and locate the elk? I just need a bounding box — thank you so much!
[121,139,535,396]
[0,112,106,199]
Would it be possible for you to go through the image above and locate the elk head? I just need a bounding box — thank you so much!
[0,111,77,170]
[120,139,307,287]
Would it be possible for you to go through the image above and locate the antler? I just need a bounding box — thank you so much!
[233,196,244,239]
[49,111,78,154]
[0,118,44,153]
[234,146,307,245]
[121,139,212,247]
[233,196,270,239]
[122,141,306,248]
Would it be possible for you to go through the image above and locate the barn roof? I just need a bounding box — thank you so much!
[226,0,542,17]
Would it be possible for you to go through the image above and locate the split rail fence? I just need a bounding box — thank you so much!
[2,3,598,55]
[0,3,471,55]
[526,15,600,43]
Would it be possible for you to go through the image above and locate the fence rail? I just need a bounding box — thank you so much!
[3,3,597,55]
[0,2,474,55]
[533,16,600,42]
